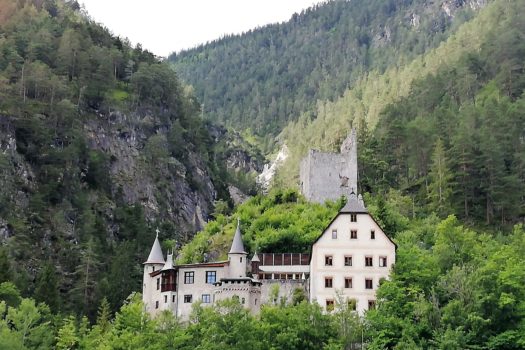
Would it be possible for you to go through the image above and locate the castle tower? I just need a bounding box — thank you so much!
[339,128,358,195]
[228,219,248,278]
[143,229,165,314]
[251,251,260,279]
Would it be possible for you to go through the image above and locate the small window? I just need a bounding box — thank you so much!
[240,257,242,263]
[184,295,192,303]
[348,299,357,311]
[350,214,357,222]
[379,256,387,267]
[350,230,357,239]
[332,229,337,239]
[156,278,160,290]
[202,294,211,303]
[206,271,217,284]
[241,297,245,305]
[184,271,194,284]
[326,300,335,312]
[345,277,353,288]
[368,300,376,310]
[325,277,333,288]
[152,266,155,272]
[255,299,257,305]
[344,256,352,266]
[325,255,333,266]
[172,295,175,303]
[155,301,159,309]
[371,230,375,239]
[365,256,373,267]
[164,295,167,303]
[365,278,373,289]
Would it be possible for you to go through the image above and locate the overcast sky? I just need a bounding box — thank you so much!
[80,0,323,57]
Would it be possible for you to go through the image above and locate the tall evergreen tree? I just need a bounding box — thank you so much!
[428,138,453,217]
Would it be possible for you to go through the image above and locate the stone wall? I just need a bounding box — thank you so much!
[300,130,357,203]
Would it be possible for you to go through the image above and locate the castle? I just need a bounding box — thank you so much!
[300,129,358,203]
[142,130,396,319]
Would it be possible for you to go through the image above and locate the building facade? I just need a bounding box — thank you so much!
[142,193,395,319]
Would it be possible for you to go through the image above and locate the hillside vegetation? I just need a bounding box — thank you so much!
[278,0,524,226]
[170,0,483,149]
[0,0,262,318]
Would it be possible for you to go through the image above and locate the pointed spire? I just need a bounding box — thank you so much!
[251,251,260,262]
[161,251,174,271]
[144,229,165,264]
[229,218,247,255]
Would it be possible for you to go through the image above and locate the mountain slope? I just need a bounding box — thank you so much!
[0,0,262,317]
[170,0,487,147]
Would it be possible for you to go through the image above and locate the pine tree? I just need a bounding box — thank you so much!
[33,262,60,312]
[428,138,453,216]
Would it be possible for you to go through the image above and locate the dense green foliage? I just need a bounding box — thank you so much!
[170,0,482,148]
[178,189,341,262]
[0,0,261,319]
[278,0,524,226]
[2,197,524,349]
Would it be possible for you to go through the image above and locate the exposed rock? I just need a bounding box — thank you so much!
[228,185,249,205]
[257,145,289,191]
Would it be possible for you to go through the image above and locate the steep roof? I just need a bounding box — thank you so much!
[161,252,174,271]
[144,233,165,264]
[340,193,368,213]
[251,251,260,262]
[229,218,247,255]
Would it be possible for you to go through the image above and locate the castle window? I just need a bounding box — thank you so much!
[240,257,242,263]
[379,256,387,267]
[368,300,376,310]
[156,278,160,290]
[345,277,353,288]
[326,299,335,312]
[184,271,194,284]
[350,230,357,239]
[348,299,357,311]
[332,229,337,239]
[206,271,217,284]
[241,297,245,304]
[325,255,333,266]
[172,295,175,303]
[350,214,357,222]
[344,256,353,266]
[152,266,155,272]
[365,278,373,289]
[155,301,159,309]
[202,294,211,303]
[371,230,375,239]
[164,295,167,303]
[325,277,333,288]
[184,295,192,303]
[365,256,373,267]
[255,299,257,305]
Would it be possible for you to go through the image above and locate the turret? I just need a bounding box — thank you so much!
[228,219,248,278]
[251,251,260,279]
[143,229,165,312]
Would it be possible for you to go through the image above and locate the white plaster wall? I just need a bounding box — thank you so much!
[228,253,247,278]
[142,263,164,316]
[309,213,396,314]
[175,265,228,320]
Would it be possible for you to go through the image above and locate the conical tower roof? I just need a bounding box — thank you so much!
[229,218,247,255]
[251,251,260,262]
[144,230,165,264]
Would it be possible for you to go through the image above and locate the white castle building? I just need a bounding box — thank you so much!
[142,193,396,318]
[143,130,395,318]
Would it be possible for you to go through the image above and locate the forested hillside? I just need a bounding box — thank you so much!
[0,0,262,317]
[170,0,486,148]
[279,0,524,226]
[3,189,523,349]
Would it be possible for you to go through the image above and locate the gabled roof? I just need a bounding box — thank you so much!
[251,251,260,262]
[144,233,165,264]
[229,218,247,255]
[339,193,368,213]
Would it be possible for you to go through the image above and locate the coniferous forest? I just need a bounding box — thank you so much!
[1,0,525,349]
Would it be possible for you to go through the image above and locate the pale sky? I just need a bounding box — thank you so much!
[80,0,324,57]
